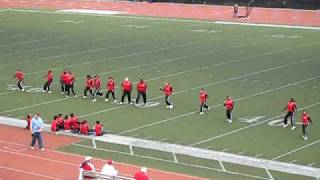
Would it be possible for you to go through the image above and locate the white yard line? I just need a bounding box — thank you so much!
[0,165,64,180]
[119,76,320,136]
[0,38,47,48]
[190,102,320,146]
[272,140,320,160]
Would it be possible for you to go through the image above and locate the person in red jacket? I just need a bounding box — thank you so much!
[80,121,90,135]
[93,121,104,136]
[13,69,25,92]
[26,114,32,129]
[199,89,210,115]
[301,110,312,140]
[56,113,64,130]
[43,70,53,93]
[282,98,297,129]
[160,82,173,109]
[51,115,58,132]
[120,77,132,104]
[60,69,67,94]
[65,71,77,98]
[134,167,149,180]
[83,75,94,99]
[70,113,80,133]
[64,115,72,132]
[105,77,117,103]
[78,156,96,180]
[92,75,103,102]
[136,79,148,105]
[224,96,234,123]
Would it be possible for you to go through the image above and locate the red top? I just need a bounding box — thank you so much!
[199,91,208,104]
[224,99,234,110]
[15,71,24,81]
[301,113,311,125]
[287,101,297,112]
[70,116,79,129]
[107,79,116,91]
[47,72,53,81]
[81,162,94,171]
[57,116,64,126]
[134,171,149,180]
[64,118,72,130]
[61,72,67,82]
[94,124,103,136]
[51,119,58,132]
[164,84,173,96]
[86,78,94,88]
[26,116,31,129]
[122,80,132,92]
[80,123,89,135]
[94,78,101,89]
[137,82,147,93]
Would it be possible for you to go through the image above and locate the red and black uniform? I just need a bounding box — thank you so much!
[93,76,103,100]
[65,72,76,97]
[224,97,234,121]
[56,115,64,130]
[105,78,116,101]
[161,83,173,107]
[121,79,132,104]
[43,71,53,92]
[301,112,312,138]
[136,80,148,104]
[14,70,24,91]
[134,171,149,180]
[70,115,80,133]
[199,90,209,113]
[283,100,297,127]
[60,70,67,94]
[83,76,94,97]
[80,122,89,135]
[26,115,31,129]
[94,123,104,136]
[51,118,58,132]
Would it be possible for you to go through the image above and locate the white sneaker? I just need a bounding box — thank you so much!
[114,100,117,103]
[30,146,35,150]
[92,99,97,102]
[48,91,52,94]
[120,102,123,104]
[291,126,296,130]
[200,112,204,115]
[82,96,87,99]
[227,119,232,123]
[166,105,170,109]
[283,124,288,128]
[40,148,45,151]
[74,95,78,97]
[129,102,133,105]
[43,90,46,93]
[169,105,173,109]
[61,92,64,95]
[105,98,109,102]
[21,88,25,92]
[304,136,308,140]
[65,95,69,98]
[208,106,211,110]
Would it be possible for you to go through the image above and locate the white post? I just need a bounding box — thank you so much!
[92,138,97,149]
[265,168,274,180]
[129,145,134,155]
[219,161,226,171]
[172,153,178,163]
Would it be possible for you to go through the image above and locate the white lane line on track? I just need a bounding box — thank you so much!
[119,76,320,136]
[190,102,320,146]
[272,139,320,160]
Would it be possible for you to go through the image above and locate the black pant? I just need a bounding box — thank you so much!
[60,80,65,93]
[17,80,24,90]
[200,103,209,112]
[226,109,233,120]
[136,91,146,104]
[121,91,131,103]
[65,84,76,96]
[165,95,172,106]
[302,124,309,137]
[93,88,103,99]
[31,132,43,149]
[43,80,52,91]
[106,90,116,100]
[84,87,93,97]
[284,111,295,126]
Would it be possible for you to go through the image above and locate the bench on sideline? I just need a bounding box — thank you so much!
[81,170,134,180]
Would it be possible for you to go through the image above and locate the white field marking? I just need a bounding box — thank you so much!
[1,33,24,41]
[237,151,246,155]
[8,8,320,31]
[174,141,180,144]
[130,134,139,138]
[144,136,153,140]
[73,143,269,180]
[59,9,128,15]
[0,9,9,12]
[272,139,320,160]
[172,153,178,163]
[159,138,167,142]
[205,146,212,149]
[219,161,226,171]
[254,154,263,158]
[308,162,316,167]
[191,102,320,146]
[222,148,229,152]
[0,165,64,180]
[129,145,133,155]
[119,73,320,135]
[0,38,47,48]
[289,159,297,164]
[2,145,27,152]
[0,140,204,180]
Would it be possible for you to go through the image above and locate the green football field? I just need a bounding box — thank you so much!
[0,9,320,180]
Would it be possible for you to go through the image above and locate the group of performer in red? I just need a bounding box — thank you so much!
[16,69,312,140]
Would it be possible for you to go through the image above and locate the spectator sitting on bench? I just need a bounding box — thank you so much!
[51,115,58,132]
[93,121,105,136]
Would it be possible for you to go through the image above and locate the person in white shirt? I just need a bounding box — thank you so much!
[101,159,118,178]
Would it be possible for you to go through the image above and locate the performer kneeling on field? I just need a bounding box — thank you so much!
[199,88,210,115]
[13,69,25,92]
[83,75,94,98]
[160,82,173,109]
[136,79,148,105]
[224,96,234,123]
[92,75,103,102]
[105,76,117,102]
[301,110,312,140]
[120,77,132,104]
[282,98,297,130]
[43,70,53,93]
